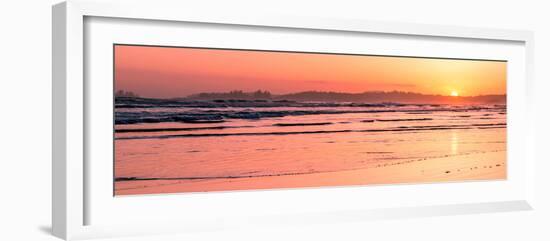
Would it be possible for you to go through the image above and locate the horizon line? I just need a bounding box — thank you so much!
[115,89,507,99]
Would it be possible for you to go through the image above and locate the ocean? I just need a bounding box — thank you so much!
[114,97,507,195]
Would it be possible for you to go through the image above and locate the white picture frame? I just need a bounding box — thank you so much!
[52,0,536,240]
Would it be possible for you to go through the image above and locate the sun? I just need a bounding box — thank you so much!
[450,91,459,97]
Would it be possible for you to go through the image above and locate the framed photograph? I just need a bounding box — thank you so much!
[52,0,535,240]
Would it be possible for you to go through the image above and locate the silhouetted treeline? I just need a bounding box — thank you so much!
[187,90,272,100]
[115,90,140,98]
[277,91,505,104]
[182,90,505,104]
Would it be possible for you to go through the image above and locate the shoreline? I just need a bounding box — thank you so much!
[115,150,506,196]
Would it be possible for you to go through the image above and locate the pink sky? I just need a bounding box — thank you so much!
[114,45,506,98]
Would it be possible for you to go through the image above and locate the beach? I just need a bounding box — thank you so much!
[115,150,505,195]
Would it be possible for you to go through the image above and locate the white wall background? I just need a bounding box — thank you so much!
[1,0,548,240]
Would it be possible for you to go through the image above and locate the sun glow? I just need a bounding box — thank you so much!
[451,91,459,97]
[115,45,506,98]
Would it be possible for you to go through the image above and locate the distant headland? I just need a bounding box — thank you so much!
[116,89,506,105]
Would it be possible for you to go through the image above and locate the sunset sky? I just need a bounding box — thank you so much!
[114,45,506,99]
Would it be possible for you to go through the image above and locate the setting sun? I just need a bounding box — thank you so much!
[451,91,459,97]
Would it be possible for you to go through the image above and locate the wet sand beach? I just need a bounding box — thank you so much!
[115,150,505,195]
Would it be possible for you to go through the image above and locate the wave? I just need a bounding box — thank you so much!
[115,170,321,182]
[115,125,254,133]
[115,106,505,125]
[116,123,506,140]
[115,97,451,109]
[375,118,433,122]
[273,122,333,127]
[406,112,433,115]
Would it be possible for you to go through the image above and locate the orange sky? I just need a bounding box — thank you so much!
[114,45,506,98]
